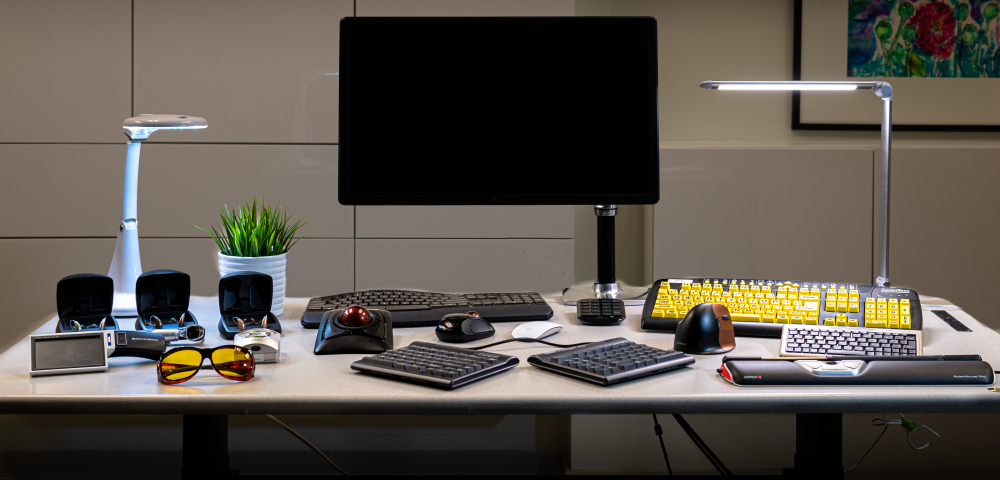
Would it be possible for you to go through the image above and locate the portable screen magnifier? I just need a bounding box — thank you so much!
[108,115,207,317]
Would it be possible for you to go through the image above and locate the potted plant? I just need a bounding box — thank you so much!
[196,197,311,316]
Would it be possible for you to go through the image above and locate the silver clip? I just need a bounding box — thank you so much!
[70,320,82,332]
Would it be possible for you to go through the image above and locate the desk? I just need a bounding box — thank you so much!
[1,296,998,477]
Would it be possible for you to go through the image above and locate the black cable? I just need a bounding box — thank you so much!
[844,414,889,473]
[672,414,731,476]
[266,415,350,476]
[652,414,672,475]
[470,337,592,351]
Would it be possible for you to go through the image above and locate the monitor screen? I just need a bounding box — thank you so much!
[339,17,659,205]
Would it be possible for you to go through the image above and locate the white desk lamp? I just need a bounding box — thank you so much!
[108,114,207,316]
[699,80,894,286]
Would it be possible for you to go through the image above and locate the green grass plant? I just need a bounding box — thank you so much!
[195,197,311,257]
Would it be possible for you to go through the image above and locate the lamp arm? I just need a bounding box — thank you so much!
[874,82,892,287]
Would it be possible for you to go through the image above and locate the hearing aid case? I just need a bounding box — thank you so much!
[218,271,281,340]
[55,274,119,333]
[134,270,199,331]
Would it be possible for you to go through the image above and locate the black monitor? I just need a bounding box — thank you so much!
[338,16,659,206]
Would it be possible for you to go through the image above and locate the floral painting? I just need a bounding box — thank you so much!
[849,0,1000,77]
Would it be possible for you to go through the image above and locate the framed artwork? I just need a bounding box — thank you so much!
[793,0,1000,131]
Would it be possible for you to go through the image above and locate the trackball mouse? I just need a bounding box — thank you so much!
[436,311,495,343]
[673,303,735,355]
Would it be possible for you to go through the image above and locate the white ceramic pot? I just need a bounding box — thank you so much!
[218,252,288,316]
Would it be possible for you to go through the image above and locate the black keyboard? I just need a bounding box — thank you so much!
[779,324,923,357]
[302,291,552,328]
[527,338,695,386]
[577,298,625,325]
[351,342,519,389]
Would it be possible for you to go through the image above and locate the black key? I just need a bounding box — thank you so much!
[387,304,431,311]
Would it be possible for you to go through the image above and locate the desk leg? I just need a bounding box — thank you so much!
[182,414,238,478]
[784,413,843,479]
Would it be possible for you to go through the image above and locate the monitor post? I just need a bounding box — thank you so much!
[563,205,650,306]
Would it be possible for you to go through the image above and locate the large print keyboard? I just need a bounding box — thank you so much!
[641,278,922,338]
[301,290,552,328]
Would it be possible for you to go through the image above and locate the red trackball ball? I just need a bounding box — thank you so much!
[466,311,481,317]
[339,305,373,327]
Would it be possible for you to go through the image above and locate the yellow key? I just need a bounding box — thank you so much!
[740,285,749,291]
[762,314,776,323]
[866,319,887,328]
[732,311,761,322]
[804,317,819,325]
[776,293,787,299]
[652,309,667,318]
[847,302,859,313]
[865,313,876,320]
[849,293,860,301]
[900,299,910,306]
[825,301,837,312]
[811,288,821,295]
[877,297,887,303]
[889,298,898,305]
[666,309,680,318]
[900,316,911,329]
[787,293,798,300]
[824,318,836,326]
[776,315,789,324]
[888,320,899,328]
[877,313,887,320]
[847,319,859,327]
[901,306,910,315]
[693,296,704,302]
[747,298,758,305]
[838,288,848,294]
[799,295,821,300]
[889,314,899,320]
[865,297,875,304]
[835,318,847,326]
[837,302,848,313]
[789,315,804,324]
[684,301,695,307]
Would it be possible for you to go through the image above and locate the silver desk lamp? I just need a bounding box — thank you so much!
[108,114,207,316]
[699,80,894,286]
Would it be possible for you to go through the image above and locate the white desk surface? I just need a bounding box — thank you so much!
[1,296,998,415]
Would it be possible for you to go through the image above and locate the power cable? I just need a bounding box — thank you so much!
[266,414,349,476]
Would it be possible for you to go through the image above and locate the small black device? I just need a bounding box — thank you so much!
[642,278,924,338]
[779,324,922,356]
[674,303,736,355]
[435,312,494,343]
[302,291,551,328]
[351,341,518,389]
[576,299,625,325]
[218,271,281,340]
[527,338,695,386]
[719,356,995,386]
[55,274,119,333]
[134,270,199,332]
[315,305,393,355]
[29,330,167,377]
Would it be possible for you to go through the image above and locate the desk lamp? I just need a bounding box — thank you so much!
[108,114,207,316]
[699,80,893,286]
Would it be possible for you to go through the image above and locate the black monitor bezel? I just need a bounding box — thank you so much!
[338,16,660,206]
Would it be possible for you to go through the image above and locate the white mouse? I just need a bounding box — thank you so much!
[512,321,563,340]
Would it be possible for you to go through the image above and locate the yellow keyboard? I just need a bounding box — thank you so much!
[641,278,923,338]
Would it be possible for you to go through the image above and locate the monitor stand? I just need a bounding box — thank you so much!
[563,205,649,306]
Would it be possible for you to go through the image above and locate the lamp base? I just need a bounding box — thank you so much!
[562,282,649,306]
[110,292,139,317]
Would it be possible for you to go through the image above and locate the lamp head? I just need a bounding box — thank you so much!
[123,114,207,140]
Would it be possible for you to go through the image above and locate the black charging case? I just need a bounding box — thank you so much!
[55,274,120,333]
[134,270,199,331]
[218,271,281,340]
[314,308,393,355]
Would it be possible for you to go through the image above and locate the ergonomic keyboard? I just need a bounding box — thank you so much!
[527,338,695,386]
[350,342,519,389]
[301,291,552,328]
[779,324,923,357]
[641,278,923,338]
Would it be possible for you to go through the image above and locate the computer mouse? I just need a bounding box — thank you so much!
[673,303,735,355]
[436,312,495,343]
[512,321,563,340]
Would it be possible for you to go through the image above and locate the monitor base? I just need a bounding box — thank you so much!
[563,282,649,306]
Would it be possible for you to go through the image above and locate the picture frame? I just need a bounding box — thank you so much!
[793,0,1000,131]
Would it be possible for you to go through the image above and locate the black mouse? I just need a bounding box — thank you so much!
[436,311,495,343]
[673,303,736,355]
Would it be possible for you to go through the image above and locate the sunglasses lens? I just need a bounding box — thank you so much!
[211,347,254,379]
[159,350,203,382]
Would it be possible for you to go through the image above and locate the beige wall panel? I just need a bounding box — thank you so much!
[0,0,131,143]
[357,0,573,16]
[889,147,1000,329]
[356,206,573,238]
[133,0,351,144]
[576,0,794,142]
[0,145,122,237]
[136,145,352,238]
[653,148,873,284]
[138,238,354,301]
[356,239,573,294]
[0,238,115,354]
